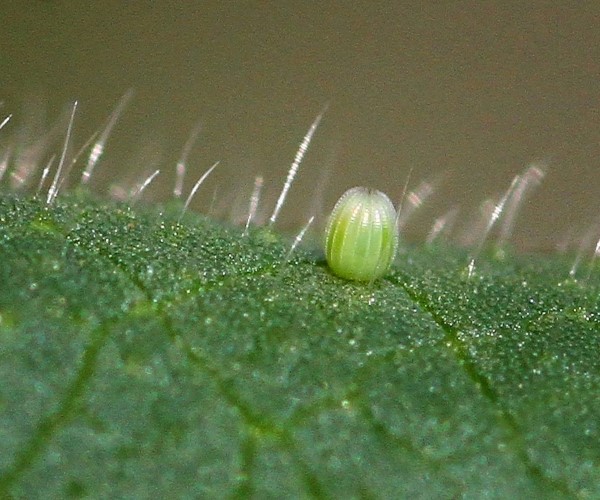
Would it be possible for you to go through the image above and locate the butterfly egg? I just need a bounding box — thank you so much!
[324,186,398,281]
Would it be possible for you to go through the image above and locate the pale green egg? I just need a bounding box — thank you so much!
[324,187,398,281]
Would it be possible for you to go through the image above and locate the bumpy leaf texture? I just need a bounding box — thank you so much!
[0,195,598,498]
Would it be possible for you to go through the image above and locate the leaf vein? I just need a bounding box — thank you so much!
[392,272,574,497]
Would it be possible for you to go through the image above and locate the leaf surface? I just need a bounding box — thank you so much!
[0,196,598,498]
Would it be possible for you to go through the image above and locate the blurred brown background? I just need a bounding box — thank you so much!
[1,1,599,250]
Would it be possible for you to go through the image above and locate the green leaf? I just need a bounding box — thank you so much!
[0,195,598,498]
